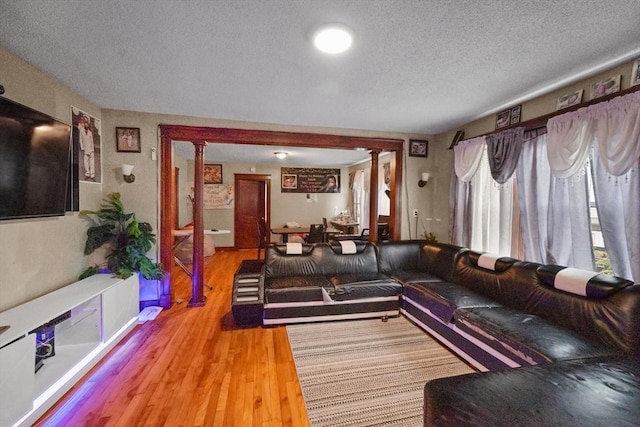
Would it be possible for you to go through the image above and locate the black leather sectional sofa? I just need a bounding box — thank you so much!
[232,240,640,425]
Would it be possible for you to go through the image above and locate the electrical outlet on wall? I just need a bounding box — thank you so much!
[412,209,418,217]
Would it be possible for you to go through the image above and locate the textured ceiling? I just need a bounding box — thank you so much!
[1,0,639,165]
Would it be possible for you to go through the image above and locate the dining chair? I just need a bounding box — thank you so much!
[257,217,268,259]
[322,217,329,242]
[306,223,325,243]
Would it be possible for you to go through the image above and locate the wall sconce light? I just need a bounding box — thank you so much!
[418,172,430,188]
[122,164,135,183]
[274,151,288,160]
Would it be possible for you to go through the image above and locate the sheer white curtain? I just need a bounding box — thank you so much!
[360,168,370,230]
[451,137,485,247]
[378,162,390,216]
[547,91,640,280]
[451,136,514,255]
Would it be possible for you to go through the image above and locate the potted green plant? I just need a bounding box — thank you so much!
[80,192,164,281]
[423,231,438,244]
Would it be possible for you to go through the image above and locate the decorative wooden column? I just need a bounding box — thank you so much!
[189,140,207,307]
[390,149,403,240]
[369,149,380,242]
[159,135,173,309]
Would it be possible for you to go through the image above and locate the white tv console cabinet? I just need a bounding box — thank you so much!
[0,274,139,427]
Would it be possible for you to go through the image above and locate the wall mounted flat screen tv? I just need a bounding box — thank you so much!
[0,97,74,220]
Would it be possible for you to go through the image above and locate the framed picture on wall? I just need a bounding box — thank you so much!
[204,164,222,184]
[495,109,511,129]
[282,174,298,189]
[510,105,521,124]
[591,75,621,100]
[556,89,584,110]
[632,58,640,87]
[408,140,428,157]
[72,107,102,184]
[116,127,141,153]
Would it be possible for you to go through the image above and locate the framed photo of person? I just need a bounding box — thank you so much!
[204,164,223,184]
[282,174,298,190]
[116,127,141,153]
[408,140,428,157]
[72,107,102,183]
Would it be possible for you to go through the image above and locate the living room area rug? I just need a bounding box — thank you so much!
[286,317,476,427]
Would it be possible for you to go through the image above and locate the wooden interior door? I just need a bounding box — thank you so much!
[234,174,270,249]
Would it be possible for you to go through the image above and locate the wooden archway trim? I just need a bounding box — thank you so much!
[159,125,404,308]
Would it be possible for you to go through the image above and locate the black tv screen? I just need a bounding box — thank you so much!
[0,97,73,220]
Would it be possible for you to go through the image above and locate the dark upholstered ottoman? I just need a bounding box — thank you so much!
[424,356,640,426]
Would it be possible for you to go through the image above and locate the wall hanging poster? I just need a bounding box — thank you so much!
[188,183,234,209]
[281,168,341,193]
[71,107,102,183]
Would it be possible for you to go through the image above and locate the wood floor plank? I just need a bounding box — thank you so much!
[35,250,308,427]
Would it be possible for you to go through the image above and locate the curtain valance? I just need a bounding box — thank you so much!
[454,136,485,182]
[486,127,524,184]
[547,91,640,177]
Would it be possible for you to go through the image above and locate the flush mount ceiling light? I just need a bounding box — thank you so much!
[274,151,288,159]
[313,24,353,54]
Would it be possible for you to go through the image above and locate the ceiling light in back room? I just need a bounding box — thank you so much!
[274,151,288,159]
[313,24,353,54]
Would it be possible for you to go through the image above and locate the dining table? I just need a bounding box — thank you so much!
[270,225,341,243]
[329,220,359,235]
[270,226,309,243]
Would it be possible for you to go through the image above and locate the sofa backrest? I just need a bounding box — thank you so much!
[264,243,324,278]
[420,243,469,282]
[264,242,379,278]
[454,252,640,356]
[377,240,425,273]
[531,265,640,356]
[322,241,379,275]
[453,251,528,307]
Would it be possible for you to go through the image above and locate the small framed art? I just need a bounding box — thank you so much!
[495,109,511,129]
[556,89,583,110]
[409,140,428,157]
[116,127,141,153]
[591,75,621,100]
[632,58,640,87]
[204,164,223,184]
[510,105,521,125]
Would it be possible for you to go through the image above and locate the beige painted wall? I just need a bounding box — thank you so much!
[175,158,367,246]
[2,43,635,311]
[439,60,637,141]
[0,47,103,311]
[0,43,441,312]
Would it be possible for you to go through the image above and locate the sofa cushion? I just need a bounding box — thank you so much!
[424,356,640,427]
[403,281,502,323]
[265,286,330,304]
[385,270,443,284]
[330,273,402,301]
[454,306,615,365]
[537,265,633,299]
[265,275,332,290]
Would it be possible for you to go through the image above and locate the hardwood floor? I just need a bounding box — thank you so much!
[36,250,310,427]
